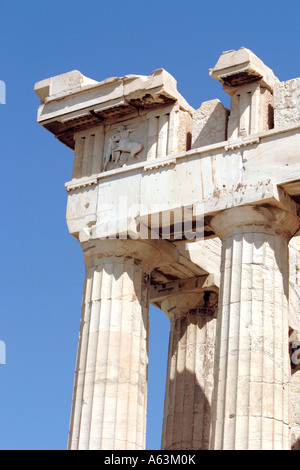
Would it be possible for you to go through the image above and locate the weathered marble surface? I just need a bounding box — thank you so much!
[35,47,300,450]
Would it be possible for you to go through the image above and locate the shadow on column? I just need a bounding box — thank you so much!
[252,225,290,298]
[163,369,212,450]
[292,439,300,451]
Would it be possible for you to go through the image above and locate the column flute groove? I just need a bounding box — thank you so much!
[87,268,104,448]
[67,270,94,450]
[82,265,105,449]
[190,313,197,447]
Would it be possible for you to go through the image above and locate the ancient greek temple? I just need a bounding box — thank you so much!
[35,48,300,450]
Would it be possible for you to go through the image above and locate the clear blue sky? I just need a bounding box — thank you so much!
[0,0,300,450]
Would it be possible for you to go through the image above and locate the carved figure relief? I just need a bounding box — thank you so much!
[103,125,143,170]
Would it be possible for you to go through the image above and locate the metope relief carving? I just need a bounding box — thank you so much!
[103,125,144,171]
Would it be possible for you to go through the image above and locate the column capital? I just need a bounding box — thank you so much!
[211,205,300,241]
[81,238,167,273]
[161,290,218,320]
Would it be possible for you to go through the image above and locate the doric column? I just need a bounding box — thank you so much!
[67,239,162,450]
[160,290,218,450]
[210,205,300,450]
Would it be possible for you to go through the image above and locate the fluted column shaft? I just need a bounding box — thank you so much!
[210,205,300,450]
[161,291,218,450]
[68,239,161,450]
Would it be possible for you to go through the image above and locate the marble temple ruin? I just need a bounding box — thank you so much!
[35,48,300,450]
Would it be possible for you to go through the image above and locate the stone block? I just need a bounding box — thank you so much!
[192,99,229,148]
[274,78,300,128]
